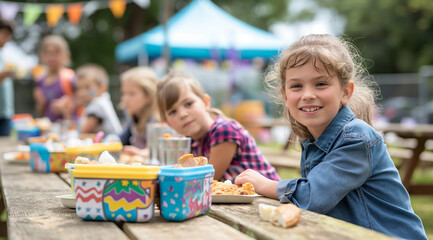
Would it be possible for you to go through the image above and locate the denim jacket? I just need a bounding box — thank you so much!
[277,106,427,240]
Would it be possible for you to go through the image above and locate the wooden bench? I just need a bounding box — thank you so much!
[260,147,301,171]
[386,138,433,169]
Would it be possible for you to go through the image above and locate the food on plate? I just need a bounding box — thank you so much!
[119,153,145,164]
[177,154,208,167]
[14,152,30,161]
[212,180,255,195]
[258,203,301,228]
[162,133,172,138]
[75,156,90,164]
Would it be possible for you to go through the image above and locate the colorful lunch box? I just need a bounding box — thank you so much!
[30,142,122,173]
[72,164,160,222]
[158,165,214,221]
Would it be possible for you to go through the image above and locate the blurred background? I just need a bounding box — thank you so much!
[2,0,433,238]
[4,0,433,128]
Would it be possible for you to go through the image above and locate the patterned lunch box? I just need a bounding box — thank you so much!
[158,165,214,221]
[72,164,160,222]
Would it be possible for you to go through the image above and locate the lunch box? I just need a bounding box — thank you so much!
[30,142,122,172]
[72,164,160,222]
[158,165,214,221]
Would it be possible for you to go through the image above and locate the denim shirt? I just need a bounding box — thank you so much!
[277,106,427,240]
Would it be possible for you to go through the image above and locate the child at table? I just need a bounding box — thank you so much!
[234,34,427,239]
[0,17,15,136]
[119,67,159,157]
[33,35,77,122]
[75,64,122,135]
[156,71,280,182]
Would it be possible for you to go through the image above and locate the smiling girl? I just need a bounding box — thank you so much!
[156,71,280,182]
[234,34,427,240]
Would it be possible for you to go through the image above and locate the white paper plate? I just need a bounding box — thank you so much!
[56,194,76,208]
[212,194,259,203]
[2,152,30,165]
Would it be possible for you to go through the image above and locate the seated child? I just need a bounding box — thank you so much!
[75,64,122,135]
[119,67,159,157]
[156,71,280,182]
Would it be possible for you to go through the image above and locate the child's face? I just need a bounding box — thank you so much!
[0,29,12,48]
[281,59,353,139]
[40,44,68,71]
[121,81,151,116]
[75,76,104,106]
[164,86,213,140]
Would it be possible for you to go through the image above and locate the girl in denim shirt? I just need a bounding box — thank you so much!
[235,34,427,240]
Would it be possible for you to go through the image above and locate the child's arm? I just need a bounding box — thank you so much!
[209,142,237,180]
[235,169,279,199]
[33,87,46,116]
[80,115,101,133]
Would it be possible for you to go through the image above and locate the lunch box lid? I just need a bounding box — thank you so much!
[73,164,160,180]
[159,165,214,179]
[66,142,123,154]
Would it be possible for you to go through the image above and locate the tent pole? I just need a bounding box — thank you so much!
[161,0,172,72]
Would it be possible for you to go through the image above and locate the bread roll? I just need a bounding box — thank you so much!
[258,203,276,221]
[271,203,301,228]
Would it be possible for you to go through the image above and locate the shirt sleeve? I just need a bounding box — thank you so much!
[85,100,105,121]
[277,137,371,214]
[118,120,132,145]
[209,121,242,148]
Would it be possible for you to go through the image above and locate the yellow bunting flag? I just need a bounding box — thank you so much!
[109,0,126,18]
[67,3,83,25]
[23,4,42,27]
[46,5,65,27]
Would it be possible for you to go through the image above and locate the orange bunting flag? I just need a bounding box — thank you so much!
[46,4,65,27]
[109,0,126,18]
[67,3,83,25]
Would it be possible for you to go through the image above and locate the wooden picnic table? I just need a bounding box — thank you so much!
[0,137,395,240]
[376,123,433,195]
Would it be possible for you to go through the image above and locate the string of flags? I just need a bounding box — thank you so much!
[0,0,150,27]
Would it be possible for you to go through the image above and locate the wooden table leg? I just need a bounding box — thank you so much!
[401,137,427,192]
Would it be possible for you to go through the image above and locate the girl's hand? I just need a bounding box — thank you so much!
[33,88,47,115]
[235,169,279,199]
[123,146,149,158]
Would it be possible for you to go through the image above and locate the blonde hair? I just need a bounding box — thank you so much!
[38,35,71,66]
[76,63,109,87]
[156,71,223,122]
[120,67,158,134]
[266,34,378,144]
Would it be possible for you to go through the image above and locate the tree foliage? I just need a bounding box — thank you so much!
[312,0,433,73]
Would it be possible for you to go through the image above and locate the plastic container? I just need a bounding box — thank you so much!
[158,165,214,221]
[16,127,40,142]
[73,164,160,222]
[158,137,191,166]
[30,142,123,173]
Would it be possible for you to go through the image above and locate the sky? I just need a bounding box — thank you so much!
[270,0,345,45]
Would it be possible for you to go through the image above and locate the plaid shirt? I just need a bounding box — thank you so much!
[191,116,280,182]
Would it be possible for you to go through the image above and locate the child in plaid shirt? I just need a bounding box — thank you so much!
[156,71,280,182]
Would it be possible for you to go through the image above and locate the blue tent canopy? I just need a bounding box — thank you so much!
[115,0,287,62]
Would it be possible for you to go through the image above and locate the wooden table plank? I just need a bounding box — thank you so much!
[0,149,130,240]
[124,211,254,240]
[208,197,396,240]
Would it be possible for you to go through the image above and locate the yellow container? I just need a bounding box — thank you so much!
[73,165,160,222]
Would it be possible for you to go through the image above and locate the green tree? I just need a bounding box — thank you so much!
[311,0,433,73]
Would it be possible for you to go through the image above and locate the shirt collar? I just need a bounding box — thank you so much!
[302,105,355,152]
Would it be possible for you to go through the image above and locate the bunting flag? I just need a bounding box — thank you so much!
[0,0,147,27]
[0,2,19,21]
[23,4,42,27]
[46,5,64,27]
[67,3,83,25]
[109,0,126,19]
